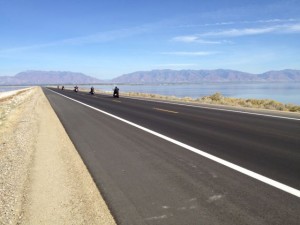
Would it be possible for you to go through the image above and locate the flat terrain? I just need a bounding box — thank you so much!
[0,87,115,225]
[44,88,300,225]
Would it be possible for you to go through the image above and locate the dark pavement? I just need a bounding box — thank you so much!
[43,87,300,225]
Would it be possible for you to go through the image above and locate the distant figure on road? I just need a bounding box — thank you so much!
[57,85,59,89]
[74,85,78,92]
[90,86,95,95]
[62,85,64,90]
[113,86,119,98]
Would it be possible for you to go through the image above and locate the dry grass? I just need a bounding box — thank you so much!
[120,91,300,113]
[197,92,300,112]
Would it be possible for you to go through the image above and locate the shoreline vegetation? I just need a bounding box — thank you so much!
[60,87,300,113]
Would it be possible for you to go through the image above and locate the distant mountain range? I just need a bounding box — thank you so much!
[0,69,300,85]
[111,69,300,83]
[0,70,102,85]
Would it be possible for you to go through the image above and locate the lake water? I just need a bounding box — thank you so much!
[0,86,29,93]
[73,82,300,105]
[1,83,299,105]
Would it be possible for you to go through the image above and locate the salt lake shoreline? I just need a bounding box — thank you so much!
[54,86,300,114]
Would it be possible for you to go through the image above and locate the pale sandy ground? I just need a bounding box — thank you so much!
[0,87,116,225]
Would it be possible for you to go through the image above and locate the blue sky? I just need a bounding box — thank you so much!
[1,0,300,79]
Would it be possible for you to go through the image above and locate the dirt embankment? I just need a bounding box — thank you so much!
[0,87,116,225]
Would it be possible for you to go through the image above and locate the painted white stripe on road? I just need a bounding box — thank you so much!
[48,89,300,198]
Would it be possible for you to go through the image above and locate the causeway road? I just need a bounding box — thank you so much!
[44,88,300,225]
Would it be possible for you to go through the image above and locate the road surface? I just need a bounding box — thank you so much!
[44,88,300,225]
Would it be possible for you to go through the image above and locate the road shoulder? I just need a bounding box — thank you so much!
[0,87,116,224]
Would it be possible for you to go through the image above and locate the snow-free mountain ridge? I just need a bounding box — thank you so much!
[1,69,300,85]
[0,70,102,85]
[111,69,300,83]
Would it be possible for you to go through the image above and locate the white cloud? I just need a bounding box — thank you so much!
[172,36,223,44]
[171,23,300,42]
[176,18,299,28]
[160,51,219,56]
[256,18,297,23]
[171,18,300,44]
[285,23,300,32]
[202,27,277,37]
[172,35,199,42]
[200,23,300,37]
[171,35,233,45]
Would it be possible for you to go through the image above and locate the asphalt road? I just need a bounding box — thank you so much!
[44,88,300,225]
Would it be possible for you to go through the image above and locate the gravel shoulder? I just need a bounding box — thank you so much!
[0,87,116,225]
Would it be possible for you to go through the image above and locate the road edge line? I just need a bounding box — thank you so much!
[48,88,300,198]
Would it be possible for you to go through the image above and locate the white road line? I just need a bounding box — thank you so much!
[48,89,300,198]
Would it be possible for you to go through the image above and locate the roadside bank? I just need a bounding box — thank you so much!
[0,87,116,225]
